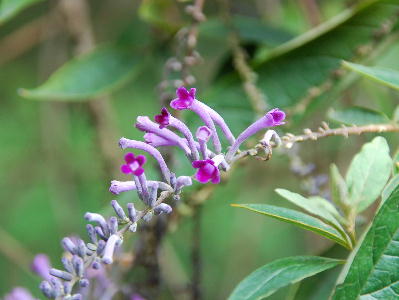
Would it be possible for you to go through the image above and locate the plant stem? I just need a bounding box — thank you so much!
[191,205,202,300]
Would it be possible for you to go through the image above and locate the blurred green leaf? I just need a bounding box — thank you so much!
[232,204,350,249]
[346,136,391,212]
[0,0,43,24]
[330,164,349,209]
[328,106,390,126]
[138,0,182,32]
[343,61,399,91]
[275,189,348,243]
[19,45,140,101]
[229,256,342,300]
[393,149,399,175]
[332,185,399,299]
[210,0,399,115]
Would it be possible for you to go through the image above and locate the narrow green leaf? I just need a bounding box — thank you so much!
[0,0,43,24]
[19,45,140,101]
[346,136,391,212]
[343,61,399,91]
[328,106,390,126]
[330,163,349,209]
[229,256,343,300]
[332,185,399,300]
[232,204,350,249]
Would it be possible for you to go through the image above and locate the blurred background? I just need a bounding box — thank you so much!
[1,0,399,299]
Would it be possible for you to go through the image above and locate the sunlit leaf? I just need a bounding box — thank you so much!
[275,189,349,244]
[328,106,390,126]
[229,256,343,300]
[19,45,140,101]
[0,0,43,24]
[232,204,350,249]
[332,185,399,299]
[346,136,391,212]
[343,61,399,91]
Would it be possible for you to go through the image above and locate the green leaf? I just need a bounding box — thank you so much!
[332,185,399,299]
[228,256,343,300]
[231,204,350,249]
[19,45,140,101]
[328,106,390,126]
[0,0,43,24]
[346,136,392,212]
[209,0,399,115]
[330,164,349,209]
[275,189,347,237]
[342,61,399,91]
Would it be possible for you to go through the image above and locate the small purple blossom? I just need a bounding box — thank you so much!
[192,159,221,184]
[170,86,196,110]
[226,108,286,162]
[196,126,212,142]
[121,153,146,176]
[31,254,51,281]
[154,107,170,128]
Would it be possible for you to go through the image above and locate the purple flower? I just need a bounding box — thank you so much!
[4,287,36,300]
[31,254,51,281]
[196,126,212,142]
[265,108,285,126]
[170,87,196,110]
[154,107,170,129]
[121,153,146,176]
[192,159,220,184]
[226,108,286,162]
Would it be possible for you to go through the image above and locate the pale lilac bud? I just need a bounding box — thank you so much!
[91,257,101,270]
[102,234,121,264]
[127,203,137,222]
[49,277,62,297]
[147,181,159,207]
[108,217,118,234]
[40,281,55,298]
[63,282,72,295]
[95,226,107,240]
[62,237,77,255]
[61,257,74,274]
[111,200,127,220]
[31,254,51,281]
[196,126,212,142]
[96,240,106,255]
[79,279,89,288]
[86,224,97,244]
[76,239,87,258]
[154,203,172,215]
[72,255,84,277]
[85,213,109,237]
[176,176,192,192]
[109,180,136,195]
[50,268,73,281]
[144,133,179,147]
[69,294,82,300]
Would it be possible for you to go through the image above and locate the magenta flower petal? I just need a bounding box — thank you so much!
[121,164,131,174]
[170,86,195,110]
[192,159,220,184]
[154,107,170,129]
[134,167,145,176]
[136,155,146,166]
[269,108,286,124]
[124,152,135,164]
